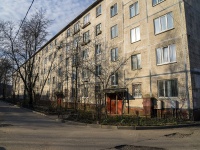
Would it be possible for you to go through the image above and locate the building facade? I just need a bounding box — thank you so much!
[13,0,200,120]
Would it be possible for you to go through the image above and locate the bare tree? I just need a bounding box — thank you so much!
[0,9,51,108]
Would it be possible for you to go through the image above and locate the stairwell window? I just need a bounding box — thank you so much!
[156,44,176,65]
[111,72,118,86]
[154,12,174,34]
[96,65,101,76]
[95,44,101,55]
[131,27,140,43]
[130,1,139,18]
[111,48,118,61]
[131,54,141,70]
[153,0,165,6]
[111,3,117,17]
[96,23,102,36]
[82,49,89,60]
[158,79,178,97]
[111,25,118,39]
[83,31,90,43]
[82,69,89,79]
[132,84,142,98]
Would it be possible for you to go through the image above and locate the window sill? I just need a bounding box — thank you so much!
[82,22,91,29]
[158,97,178,100]
[157,61,177,66]
[131,39,141,44]
[81,40,91,46]
[155,28,174,36]
[96,31,102,36]
[111,13,118,18]
[96,13,102,18]
[111,35,118,40]
[152,0,165,7]
[131,67,142,71]
[130,13,139,19]
[73,29,80,35]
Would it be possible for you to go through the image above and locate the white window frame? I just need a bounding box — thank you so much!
[111,48,118,61]
[82,49,89,60]
[74,22,80,33]
[158,79,178,98]
[131,54,141,70]
[83,31,90,43]
[96,65,101,76]
[83,14,90,25]
[130,1,139,18]
[111,72,118,86]
[111,25,118,39]
[67,29,70,37]
[132,84,142,98]
[95,44,101,55]
[82,69,89,79]
[111,3,117,17]
[153,0,165,6]
[156,44,176,65]
[96,5,102,17]
[96,23,102,36]
[131,26,140,43]
[154,12,174,34]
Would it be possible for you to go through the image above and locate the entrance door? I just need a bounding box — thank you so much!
[107,93,122,115]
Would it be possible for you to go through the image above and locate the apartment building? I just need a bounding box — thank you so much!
[13,0,200,120]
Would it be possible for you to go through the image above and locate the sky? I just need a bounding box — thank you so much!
[0,0,96,40]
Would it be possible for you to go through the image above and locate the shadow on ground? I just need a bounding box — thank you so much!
[105,145,165,150]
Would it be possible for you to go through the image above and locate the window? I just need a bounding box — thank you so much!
[131,27,140,43]
[58,83,62,91]
[158,79,178,97]
[111,25,118,39]
[67,29,70,37]
[48,54,52,61]
[111,72,118,86]
[82,69,89,78]
[96,5,102,17]
[111,3,117,17]
[153,0,164,6]
[132,84,142,98]
[74,37,79,48]
[156,44,176,65]
[82,86,88,97]
[130,2,139,18]
[66,44,70,51]
[96,65,101,76]
[72,54,77,65]
[58,68,62,76]
[52,77,55,84]
[95,44,101,55]
[46,46,48,52]
[82,49,88,60]
[83,14,90,25]
[96,23,102,36]
[54,39,57,46]
[131,54,141,70]
[154,12,173,34]
[111,48,118,61]
[49,43,53,49]
[44,57,47,64]
[47,78,51,85]
[74,22,80,33]
[72,71,76,80]
[59,54,62,62]
[83,31,90,43]
[72,88,75,97]
[66,58,69,67]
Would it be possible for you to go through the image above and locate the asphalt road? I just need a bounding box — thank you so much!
[0,101,200,150]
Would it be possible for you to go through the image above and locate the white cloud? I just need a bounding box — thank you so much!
[0,0,95,40]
